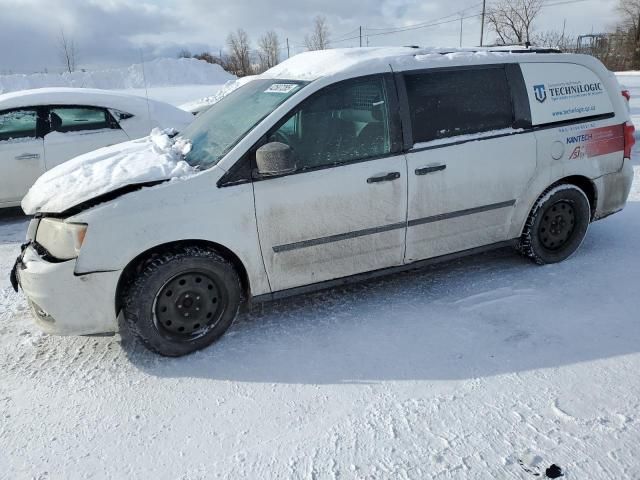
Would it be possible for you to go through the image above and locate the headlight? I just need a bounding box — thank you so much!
[35,219,88,260]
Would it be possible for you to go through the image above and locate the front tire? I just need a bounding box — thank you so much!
[122,246,242,357]
[518,184,591,265]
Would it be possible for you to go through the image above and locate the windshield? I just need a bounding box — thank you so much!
[180,79,307,169]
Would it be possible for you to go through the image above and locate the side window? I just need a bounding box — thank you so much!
[405,68,514,144]
[0,109,39,142]
[49,106,116,133]
[268,76,391,170]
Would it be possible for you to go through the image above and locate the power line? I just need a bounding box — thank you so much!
[359,0,590,41]
[364,2,484,31]
[365,11,484,38]
[230,0,593,57]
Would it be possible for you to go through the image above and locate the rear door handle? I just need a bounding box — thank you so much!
[415,164,446,175]
[15,153,40,160]
[367,172,401,183]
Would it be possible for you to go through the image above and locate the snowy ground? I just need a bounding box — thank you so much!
[1,80,640,479]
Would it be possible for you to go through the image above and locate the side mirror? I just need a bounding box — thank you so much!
[255,142,296,176]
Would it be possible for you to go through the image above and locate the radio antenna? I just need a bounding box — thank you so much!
[139,49,152,132]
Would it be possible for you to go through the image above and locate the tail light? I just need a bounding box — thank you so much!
[622,89,631,102]
[623,121,635,159]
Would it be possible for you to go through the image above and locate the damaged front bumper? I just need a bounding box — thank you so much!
[11,244,120,336]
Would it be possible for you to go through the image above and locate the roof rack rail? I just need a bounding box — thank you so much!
[481,41,562,53]
[407,45,563,56]
[486,47,562,54]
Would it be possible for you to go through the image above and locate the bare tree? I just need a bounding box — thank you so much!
[305,16,330,51]
[178,49,192,58]
[533,26,575,51]
[257,31,280,72]
[618,0,640,68]
[58,29,78,73]
[227,29,252,76]
[486,0,543,45]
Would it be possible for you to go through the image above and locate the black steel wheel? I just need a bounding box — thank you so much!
[518,184,591,265]
[153,270,228,342]
[537,200,576,251]
[122,246,242,356]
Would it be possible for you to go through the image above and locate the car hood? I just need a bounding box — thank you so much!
[22,128,196,215]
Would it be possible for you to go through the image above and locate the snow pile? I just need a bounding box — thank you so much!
[0,58,235,94]
[180,75,257,113]
[22,129,194,214]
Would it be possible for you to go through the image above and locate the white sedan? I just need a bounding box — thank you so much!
[0,87,194,208]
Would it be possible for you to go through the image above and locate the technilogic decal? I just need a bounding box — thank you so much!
[533,80,603,103]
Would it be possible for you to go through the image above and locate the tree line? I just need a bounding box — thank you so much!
[178,16,330,77]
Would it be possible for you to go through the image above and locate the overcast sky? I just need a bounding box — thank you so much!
[0,0,620,73]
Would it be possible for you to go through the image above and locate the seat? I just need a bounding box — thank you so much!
[355,122,386,157]
[297,112,356,168]
[49,112,63,132]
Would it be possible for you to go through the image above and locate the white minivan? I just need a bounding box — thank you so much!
[12,47,635,356]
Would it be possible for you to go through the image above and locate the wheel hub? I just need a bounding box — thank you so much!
[153,271,223,339]
[538,201,576,251]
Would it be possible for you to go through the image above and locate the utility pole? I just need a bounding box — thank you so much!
[459,14,463,47]
[480,0,486,46]
[359,26,362,47]
[286,38,290,58]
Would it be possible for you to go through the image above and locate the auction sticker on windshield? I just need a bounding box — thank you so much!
[265,83,299,94]
[521,63,614,125]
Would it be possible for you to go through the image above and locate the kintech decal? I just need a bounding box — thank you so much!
[564,124,623,160]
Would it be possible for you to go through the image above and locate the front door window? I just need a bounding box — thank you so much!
[269,76,391,170]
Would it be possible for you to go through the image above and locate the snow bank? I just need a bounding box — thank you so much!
[0,58,235,94]
[22,129,195,214]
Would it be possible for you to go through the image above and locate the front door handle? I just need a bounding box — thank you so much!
[15,153,40,161]
[367,172,400,184]
[415,164,446,175]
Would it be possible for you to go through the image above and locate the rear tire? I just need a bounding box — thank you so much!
[122,246,242,357]
[518,184,591,265]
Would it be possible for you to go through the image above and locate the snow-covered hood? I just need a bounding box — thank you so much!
[22,128,196,215]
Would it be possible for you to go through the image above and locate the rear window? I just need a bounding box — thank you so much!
[520,62,614,125]
[404,67,514,144]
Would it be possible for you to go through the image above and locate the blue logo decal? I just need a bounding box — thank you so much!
[533,84,547,103]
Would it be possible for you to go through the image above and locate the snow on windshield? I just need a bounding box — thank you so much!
[22,129,195,214]
[179,75,257,113]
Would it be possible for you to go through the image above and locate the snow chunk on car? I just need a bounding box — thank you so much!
[22,129,195,215]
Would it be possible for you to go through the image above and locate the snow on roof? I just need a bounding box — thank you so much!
[262,47,417,81]
[262,46,567,81]
[0,87,175,116]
